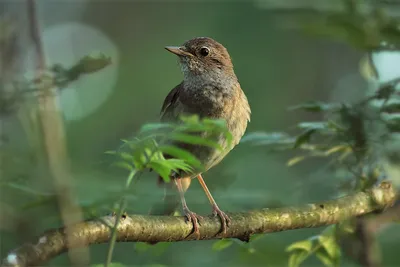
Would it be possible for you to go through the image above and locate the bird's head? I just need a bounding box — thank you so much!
[165,37,234,78]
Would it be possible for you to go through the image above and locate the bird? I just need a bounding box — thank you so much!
[154,37,251,237]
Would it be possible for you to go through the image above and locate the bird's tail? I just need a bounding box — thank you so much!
[148,176,191,216]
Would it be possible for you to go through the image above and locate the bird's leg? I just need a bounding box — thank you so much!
[197,174,231,234]
[174,178,203,238]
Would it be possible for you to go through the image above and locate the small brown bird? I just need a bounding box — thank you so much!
[157,37,250,236]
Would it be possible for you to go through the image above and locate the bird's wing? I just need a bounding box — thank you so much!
[160,82,185,122]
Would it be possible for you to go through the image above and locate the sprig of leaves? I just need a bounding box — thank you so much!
[0,52,112,117]
[107,114,232,182]
[286,226,341,267]
[242,88,400,168]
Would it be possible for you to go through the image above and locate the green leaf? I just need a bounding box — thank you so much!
[384,115,400,132]
[240,132,293,145]
[324,145,348,156]
[294,129,317,148]
[118,152,134,162]
[132,148,146,170]
[144,146,164,162]
[381,100,400,113]
[175,118,232,142]
[169,133,222,150]
[203,118,227,128]
[179,114,200,124]
[139,123,174,134]
[113,161,133,171]
[288,250,309,267]
[297,122,328,130]
[375,83,397,100]
[287,156,307,167]
[223,130,233,147]
[76,51,111,74]
[289,101,339,112]
[286,239,313,253]
[131,141,160,170]
[326,120,345,132]
[149,158,192,182]
[316,250,336,267]
[175,122,213,133]
[165,159,193,173]
[202,118,232,141]
[120,138,140,149]
[318,235,340,260]
[212,239,233,251]
[125,170,137,188]
[149,160,171,182]
[159,145,203,170]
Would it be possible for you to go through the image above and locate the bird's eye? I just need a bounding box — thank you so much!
[199,47,210,56]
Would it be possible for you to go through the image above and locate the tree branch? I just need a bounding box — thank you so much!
[1,181,396,267]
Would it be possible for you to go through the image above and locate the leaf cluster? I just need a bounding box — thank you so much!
[0,52,112,117]
[286,226,341,267]
[242,83,400,175]
[106,114,233,183]
[299,0,400,51]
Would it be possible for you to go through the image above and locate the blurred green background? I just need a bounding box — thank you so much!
[1,0,399,266]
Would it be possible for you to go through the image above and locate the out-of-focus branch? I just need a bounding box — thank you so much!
[353,201,400,267]
[1,182,396,267]
[355,217,382,267]
[27,0,85,265]
[367,201,400,228]
[24,1,109,266]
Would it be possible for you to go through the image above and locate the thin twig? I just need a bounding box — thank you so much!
[105,170,138,267]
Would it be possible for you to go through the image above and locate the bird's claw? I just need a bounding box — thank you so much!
[212,206,231,234]
[183,208,203,239]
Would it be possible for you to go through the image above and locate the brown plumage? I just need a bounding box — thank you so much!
[154,37,250,237]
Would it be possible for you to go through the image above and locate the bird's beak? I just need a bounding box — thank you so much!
[165,46,193,57]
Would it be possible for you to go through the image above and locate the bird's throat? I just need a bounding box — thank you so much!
[183,71,237,94]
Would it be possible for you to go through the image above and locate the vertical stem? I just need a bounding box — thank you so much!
[356,218,381,267]
[105,170,137,267]
[26,0,89,265]
[26,0,45,70]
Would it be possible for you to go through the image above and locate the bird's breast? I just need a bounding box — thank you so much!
[181,85,232,113]
[170,84,250,176]
[181,84,250,146]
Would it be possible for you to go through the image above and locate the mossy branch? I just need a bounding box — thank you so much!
[1,182,396,267]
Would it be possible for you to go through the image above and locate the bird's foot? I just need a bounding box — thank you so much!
[212,205,231,234]
[183,208,203,239]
